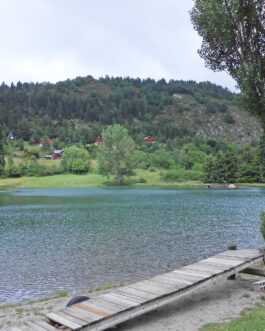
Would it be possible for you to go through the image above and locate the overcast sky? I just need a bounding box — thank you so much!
[0,0,237,90]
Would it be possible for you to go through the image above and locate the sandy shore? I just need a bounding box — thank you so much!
[1,274,264,331]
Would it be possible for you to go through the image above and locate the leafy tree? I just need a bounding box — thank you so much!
[0,125,5,176]
[204,152,238,183]
[97,124,135,185]
[61,145,91,174]
[191,0,264,121]
[191,0,265,171]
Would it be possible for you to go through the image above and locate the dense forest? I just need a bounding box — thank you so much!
[0,76,264,184]
[0,76,262,144]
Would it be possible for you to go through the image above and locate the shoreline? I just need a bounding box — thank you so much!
[1,274,265,331]
[0,173,264,190]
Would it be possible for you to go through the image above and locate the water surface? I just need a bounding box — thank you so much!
[0,187,264,304]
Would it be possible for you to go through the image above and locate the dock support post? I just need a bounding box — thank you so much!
[227,244,237,280]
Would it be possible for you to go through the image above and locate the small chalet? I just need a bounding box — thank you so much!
[7,132,14,141]
[94,137,104,145]
[53,149,64,160]
[144,136,156,142]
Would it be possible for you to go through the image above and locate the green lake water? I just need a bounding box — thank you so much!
[0,187,264,304]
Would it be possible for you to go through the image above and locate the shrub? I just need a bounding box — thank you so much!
[161,169,203,182]
[61,145,91,174]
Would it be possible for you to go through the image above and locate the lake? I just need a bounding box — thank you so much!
[0,187,265,304]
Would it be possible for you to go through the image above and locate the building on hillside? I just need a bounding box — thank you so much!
[144,136,156,142]
[7,132,14,141]
[53,149,64,160]
[94,137,104,145]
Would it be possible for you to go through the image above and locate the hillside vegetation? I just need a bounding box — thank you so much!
[0,76,262,144]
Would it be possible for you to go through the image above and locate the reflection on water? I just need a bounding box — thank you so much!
[0,187,264,304]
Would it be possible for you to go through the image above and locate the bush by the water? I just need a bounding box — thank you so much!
[5,161,63,177]
[61,145,91,174]
[161,169,203,182]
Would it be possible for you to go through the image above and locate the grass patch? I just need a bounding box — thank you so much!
[201,307,265,331]
[0,303,17,310]
[0,169,204,189]
[26,290,69,305]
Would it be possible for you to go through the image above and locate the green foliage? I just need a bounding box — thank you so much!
[0,76,237,145]
[223,113,235,124]
[61,145,91,174]
[161,169,203,182]
[97,124,135,185]
[236,163,261,183]
[132,150,151,169]
[191,0,265,128]
[4,160,63,178]
[201,307,265,331]
[204,152,238,183]
[151,149,175,169]
[260,211,265,241]
[0,125,5,176]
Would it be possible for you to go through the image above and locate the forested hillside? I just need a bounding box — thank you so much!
[0,76,262,144]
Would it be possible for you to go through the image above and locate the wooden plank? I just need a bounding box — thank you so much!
[115,286,157,301]
[74,302,110,318]
[215,254,249,261]
[187,261,228,273]
[178,267,211,278]
[47,312,82,330]
[201,257,242,266]
[31,321,58,331]
[181,264,218,275]
[90,297,128,312]
[79,299,118,314]
[138,280,176,293]
[219,249,262,258]
[56,311,88,326]
[172,270,205,281]
[130,281,170,296]
[111,291,146,304]
[103,293,139,307]
[145,278,182,290]
[92,296,128,312]
[151,275,188,288]
[63,306,96,323]
[156,272,194,285]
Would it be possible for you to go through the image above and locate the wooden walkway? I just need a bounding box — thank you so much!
[7,248,264,331]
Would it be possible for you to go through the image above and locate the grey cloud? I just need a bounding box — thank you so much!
[0,0,236,90]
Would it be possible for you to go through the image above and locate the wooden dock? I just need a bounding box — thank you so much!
[7,248,265,331]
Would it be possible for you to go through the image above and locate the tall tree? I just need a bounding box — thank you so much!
[190,0,265,172]
[97,124,135,185]
[0,125,5,176]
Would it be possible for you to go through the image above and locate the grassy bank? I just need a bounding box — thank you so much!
[0,169,204,189]
[201,305,265,331]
